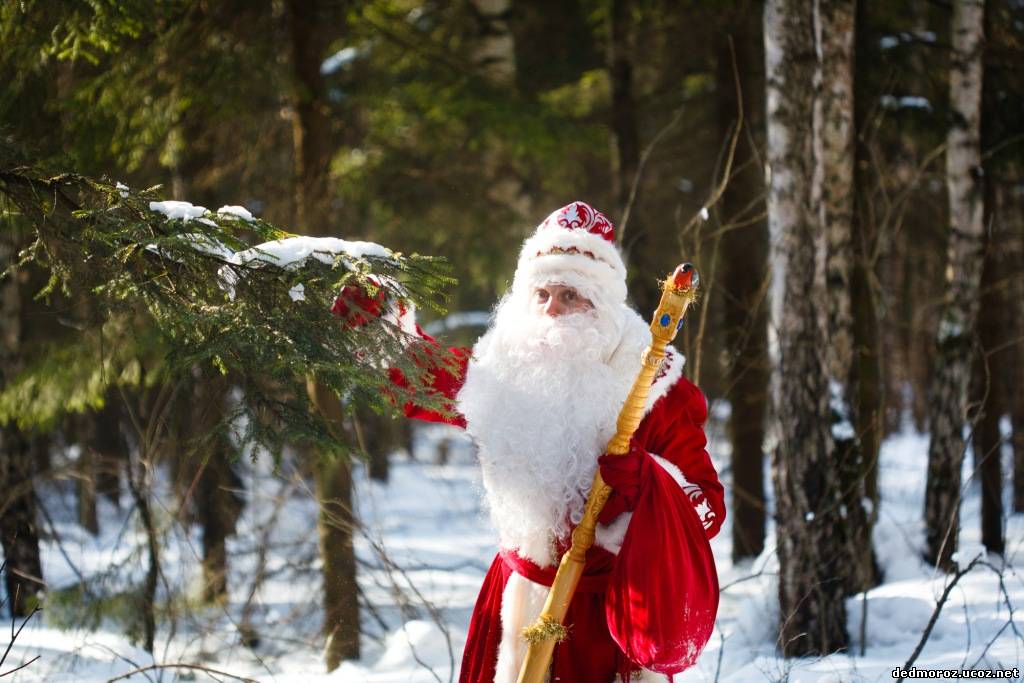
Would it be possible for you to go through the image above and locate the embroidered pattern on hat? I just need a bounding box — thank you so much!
[536,245,599,260]
[542,201,615,241]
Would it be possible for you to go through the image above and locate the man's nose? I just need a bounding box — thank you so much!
[544,296,566,317]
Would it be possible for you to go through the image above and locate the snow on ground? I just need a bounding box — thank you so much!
[5,417,1023,682]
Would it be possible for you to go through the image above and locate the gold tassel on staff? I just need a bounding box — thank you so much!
[516,263,701,683]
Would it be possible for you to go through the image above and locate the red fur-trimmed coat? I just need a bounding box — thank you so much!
[390,339,724,683]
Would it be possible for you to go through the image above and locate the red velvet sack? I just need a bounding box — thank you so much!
[605,460,719,676]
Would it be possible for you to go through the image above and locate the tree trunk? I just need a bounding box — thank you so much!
[0,428,44,617]
[467,0,533,219]
[818,0,880,594]
[92,396,127,509]
[306,378,360,669]
[850,0,882,507]
[1014,363,1024,512]
[127,448,159,654]
[75,414,100,536]
[608,0,659,315]
[468,0,516,85]
[188,375,244,604]
[0,230,44,618]
[1010,190,1024,514]
[1015,404,1024,513]
[969,173,1006,555]
[288,2,361,669]
[287,0,335,234]
[820,0,855,388]
[717,1,769,563]
[970,344,1005,557]
[197,452,244,603]
[766,0,849,655]
[971,0,1012,553]
[923,0,986,571]
[354,408,393,483]
[609,0,639,220]
[71,411,100,535]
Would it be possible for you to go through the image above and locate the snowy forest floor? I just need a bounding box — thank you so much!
[6,414,1024,682]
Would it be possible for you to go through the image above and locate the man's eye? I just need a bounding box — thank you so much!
[536,290,549,301]
[563,291,576,301]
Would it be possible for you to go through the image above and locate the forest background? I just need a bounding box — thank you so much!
[0,0,1022,681]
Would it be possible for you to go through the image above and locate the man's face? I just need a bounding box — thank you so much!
[531,283,594,318]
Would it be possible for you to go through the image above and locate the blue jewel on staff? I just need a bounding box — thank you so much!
[659,314,671,327]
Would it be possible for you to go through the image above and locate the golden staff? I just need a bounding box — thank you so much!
[516,262,700,683]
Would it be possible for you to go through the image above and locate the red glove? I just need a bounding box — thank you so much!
[331,284,386,327]
[597,439,650,525]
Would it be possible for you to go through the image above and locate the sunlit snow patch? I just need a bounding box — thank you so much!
[149,200,209,222]
[220,236,393,302]
[216,205,255,222]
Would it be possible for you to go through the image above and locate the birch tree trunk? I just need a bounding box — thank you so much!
[765,0,849,655]
[467,0,534,219]
[468,0,516,85]
[923,0,986,571]
[820,0,855,387]
[718,2,769,563]
[818,0,880,593]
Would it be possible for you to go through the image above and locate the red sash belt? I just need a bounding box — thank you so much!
[499,549,610,594]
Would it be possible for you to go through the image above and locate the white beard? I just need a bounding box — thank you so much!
[456,294,649,566]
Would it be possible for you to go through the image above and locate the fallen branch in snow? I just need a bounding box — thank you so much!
[105,662,259,683]
[0,611,41,677]
[897,554,983,682]
[357,528,456,683]
[712,628,725,683]
[718,558,777,593]
[356,582,392,643]
[0,566,42,678]
[238,474,298,648]
[36,496,93,596]
[0,653,40,679]
[968,559,1024,669]
[358,557,492,575]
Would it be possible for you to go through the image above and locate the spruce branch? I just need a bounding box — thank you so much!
[0,167,454,457]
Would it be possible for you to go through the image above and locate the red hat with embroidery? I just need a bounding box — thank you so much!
[512,201,628,304]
